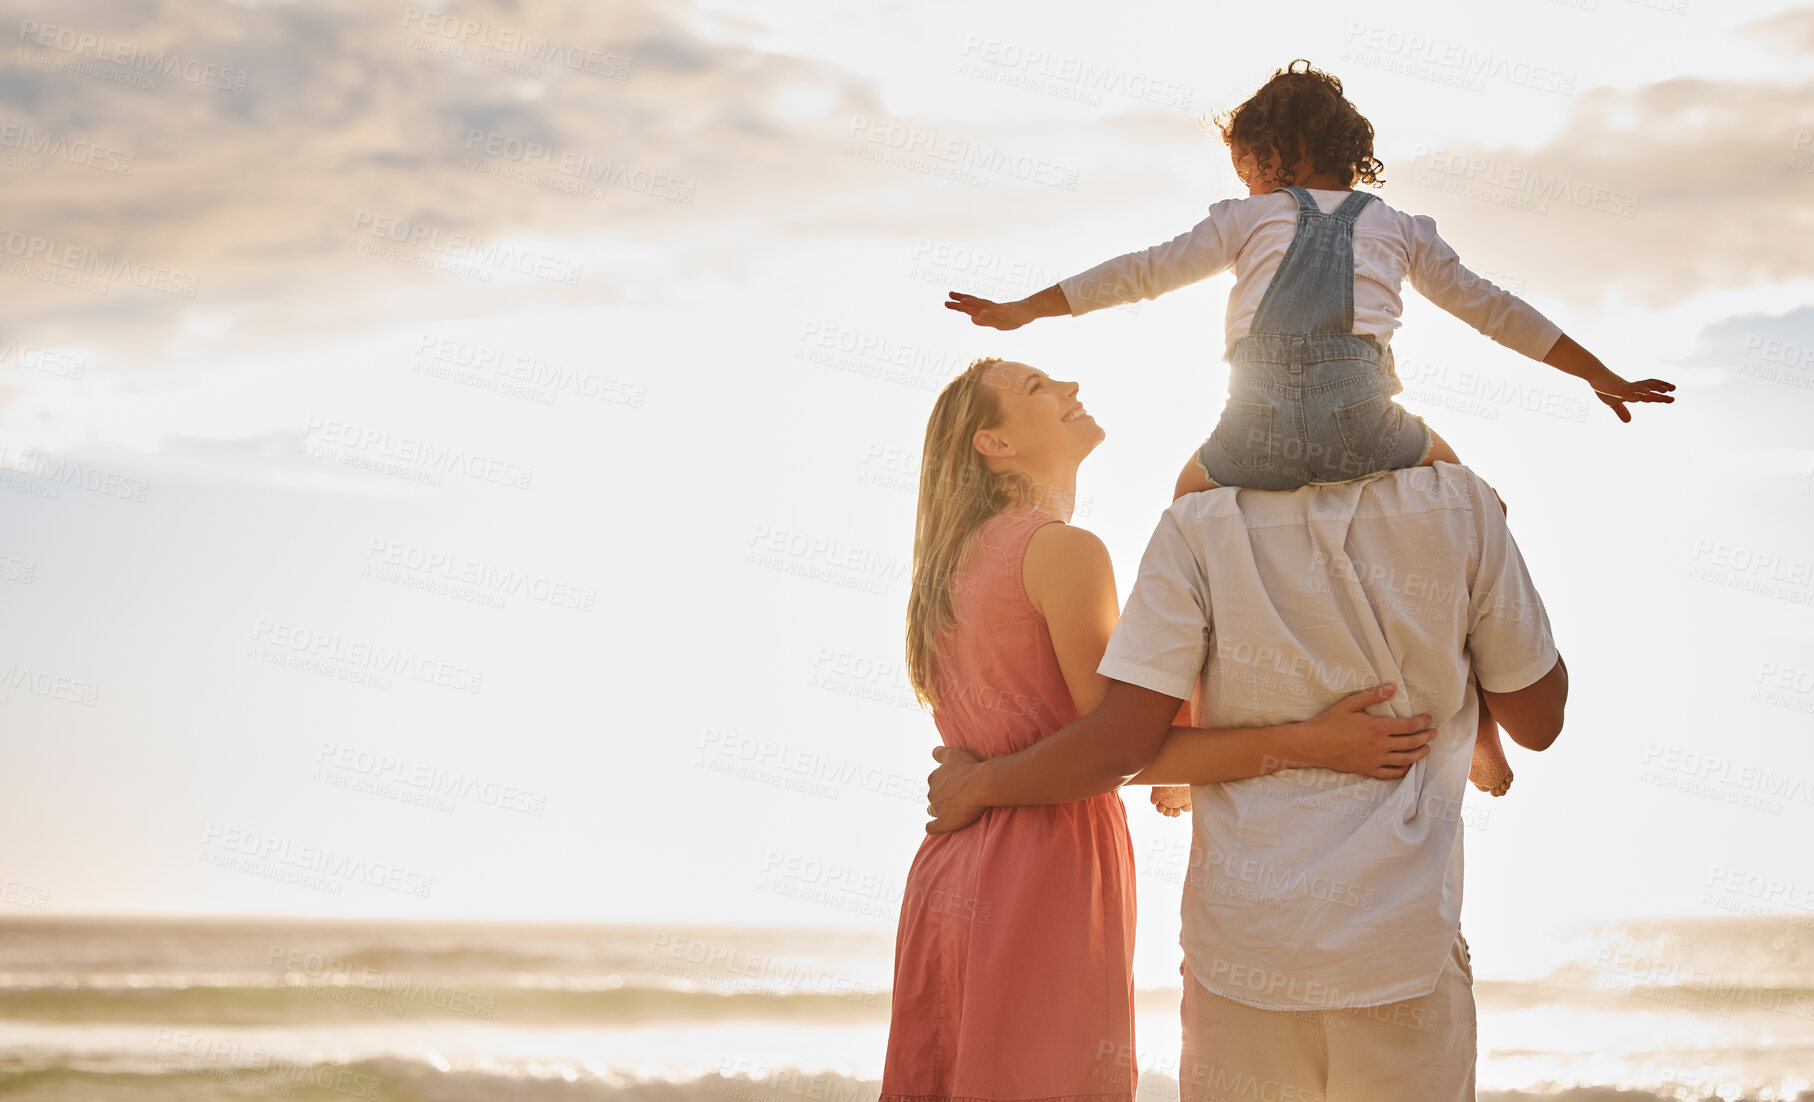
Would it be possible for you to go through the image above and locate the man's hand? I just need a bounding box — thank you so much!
[925,745,988,834]
[1587,371,1675,423]
[944,292,1038,331]
[1277,682,1438,778]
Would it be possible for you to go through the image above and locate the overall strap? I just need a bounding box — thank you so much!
[1241,184,1370,342]
[1331,189,1377,222]
[1275,184,1320,215]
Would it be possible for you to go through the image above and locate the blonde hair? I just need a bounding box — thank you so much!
[906,356,1034,709]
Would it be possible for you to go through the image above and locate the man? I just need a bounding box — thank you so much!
[924,462,1566,1100]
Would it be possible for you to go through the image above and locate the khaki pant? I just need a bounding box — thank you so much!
[1177,933,1476,1102]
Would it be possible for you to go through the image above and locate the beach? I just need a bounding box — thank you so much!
[0,914,1809,1101]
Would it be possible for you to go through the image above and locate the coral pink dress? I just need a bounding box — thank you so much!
[881,506,1138,1102]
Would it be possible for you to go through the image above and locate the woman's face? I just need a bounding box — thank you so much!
[973,360,1104,473]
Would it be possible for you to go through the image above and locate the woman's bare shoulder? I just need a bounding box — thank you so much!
[1025,518,1106,555]
[1022,522,1115,614]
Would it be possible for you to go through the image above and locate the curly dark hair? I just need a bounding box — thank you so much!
[1209,60,1384,188]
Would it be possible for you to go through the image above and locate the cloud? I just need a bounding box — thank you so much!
[3,0,1809,382]
[1660,305,1814,461]
[1676,304,1814,369]
[0,0,895,362]
[1377,71,1814,311]
[1744,6,1814,54]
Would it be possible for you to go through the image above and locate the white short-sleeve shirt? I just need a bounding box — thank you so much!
[1099,462,1558,1009]
[1058,188,1563,362]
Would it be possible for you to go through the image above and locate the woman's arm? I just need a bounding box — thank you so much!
[1126,682,1432,785]
[927,681,1206,824]
[929,682,1436,830]
[925,527,1437,832]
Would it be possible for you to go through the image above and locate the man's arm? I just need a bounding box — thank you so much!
[1465,472,1569,750]
[1481,654,1567,751]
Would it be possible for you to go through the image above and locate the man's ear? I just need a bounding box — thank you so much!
[972,427,1013,460]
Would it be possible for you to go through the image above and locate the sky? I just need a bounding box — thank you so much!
[1,0,1812,987]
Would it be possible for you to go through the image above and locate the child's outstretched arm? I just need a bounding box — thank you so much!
[944,285,1070,331]
[1540,333,1675,423]
[947,198,1246,329]
[1405,217,1675,421]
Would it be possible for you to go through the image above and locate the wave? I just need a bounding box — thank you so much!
[1474,970,1814,1017]
[1478,1094,1813,1102]
[0,979,893,1025]
[7,968,1814,1026]
[0,1058,1805,1102]
[0,1059,859,1102]
[0,975,1249,1026]
[0,917,898,979]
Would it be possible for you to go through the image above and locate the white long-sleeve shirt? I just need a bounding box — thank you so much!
[1057,188,1563,362]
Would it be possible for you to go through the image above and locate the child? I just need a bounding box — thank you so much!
[944,59,1673,806]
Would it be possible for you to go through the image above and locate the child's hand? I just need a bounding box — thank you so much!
[1542,335,1676,423]
[1151,786,1191,817]
[945,292,1036,331]
[1589,372,1676,423]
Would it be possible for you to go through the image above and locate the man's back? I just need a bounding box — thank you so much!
[1099,462,1559,1010]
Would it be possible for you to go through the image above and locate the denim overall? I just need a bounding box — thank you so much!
[1197,185,1432,490]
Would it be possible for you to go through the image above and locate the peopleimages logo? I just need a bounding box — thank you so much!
[268,943,497,1018]
[1406,148,1638,218]
[846,115,1080,191]
[200,824,435,898]
[0,446,148,502]
[400,6,632,79]
[249,617,485,694]
[0,122,133,174]
[349,210,584,285]
[15,20,249,93]
[301,415,535,491]
[1344,24,1577,97]
[0,228,198,297]
[462,130,695,204]
[956,36,1193,110]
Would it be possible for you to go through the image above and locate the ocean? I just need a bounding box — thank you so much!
[0,914,1810,1101]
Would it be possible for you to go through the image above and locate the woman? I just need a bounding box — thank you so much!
[880,356,1436,1102]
